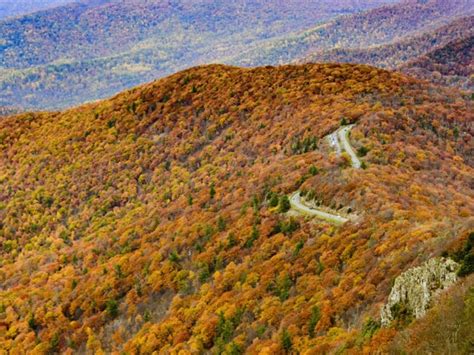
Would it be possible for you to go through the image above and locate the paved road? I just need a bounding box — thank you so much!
[290,125,361,224]
[338,125,361,169]
[326,125,361,169]
[290,192,349,224]
[288,125,361,224]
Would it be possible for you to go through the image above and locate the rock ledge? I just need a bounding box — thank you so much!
[381,257,459,326]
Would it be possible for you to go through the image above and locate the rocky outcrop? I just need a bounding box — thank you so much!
[381,257,460,326]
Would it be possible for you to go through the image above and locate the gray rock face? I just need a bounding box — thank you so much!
[381,258,459,326]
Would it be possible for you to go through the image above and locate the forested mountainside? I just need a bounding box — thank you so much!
[301,15,472,71]
[0,0,396,110]
[0,63,472,353]
[400,34,473,91]
[229,0,473,67]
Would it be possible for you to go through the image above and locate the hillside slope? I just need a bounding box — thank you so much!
[400,34,473,90]
[0,0,396,110]
[301,16,473,91]
[0,63,472,353]
[301,15,472,70]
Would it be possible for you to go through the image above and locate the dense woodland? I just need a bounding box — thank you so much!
[0,63,472,353]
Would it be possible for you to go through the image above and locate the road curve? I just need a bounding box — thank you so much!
[290,125,361,224]
[290,192,349,224]
[326,125,362,169]
[338,125,361,169]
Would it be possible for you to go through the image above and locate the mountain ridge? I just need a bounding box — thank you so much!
[0,63,472,353]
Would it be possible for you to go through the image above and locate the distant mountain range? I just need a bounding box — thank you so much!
[0,0,398,109]
[231,0,473,65]
[0,0,472,110]
[301,15,472,69]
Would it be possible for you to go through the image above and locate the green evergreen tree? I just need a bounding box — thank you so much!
[278,195,291,213]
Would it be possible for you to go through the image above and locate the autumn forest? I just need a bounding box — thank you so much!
[0,63,473,353]
[0,0,473,354]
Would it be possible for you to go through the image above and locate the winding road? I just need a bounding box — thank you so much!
[288,125,362,224]
[327,124,361,169]
[290,192,349,224]
[338,125,361,169]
